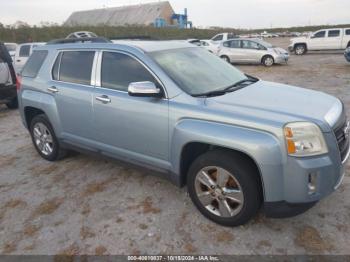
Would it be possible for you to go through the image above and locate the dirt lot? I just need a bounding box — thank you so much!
[0,38,349,255]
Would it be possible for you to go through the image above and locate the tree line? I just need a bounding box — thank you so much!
[1,23,349,44]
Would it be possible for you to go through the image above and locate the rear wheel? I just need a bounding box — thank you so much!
[6,97,18,109]
[262,55,274,67]
[29,114,67,161]
[187,150,262,227]
[220,55,231,63]
[295,44,306,55]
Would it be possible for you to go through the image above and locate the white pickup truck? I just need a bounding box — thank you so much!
[211,33,239,43]
[289,28,350,55]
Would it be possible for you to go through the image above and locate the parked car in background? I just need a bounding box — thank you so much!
[66,31,98,39]
[211,33,239,43]
[14,42,45,72]
[4,43,18,59]
[260,31,277,38]
[199,40,220,54]
[18,39,348,226]
[0,42,18,109]
[187,39,201,46]
[289,28,350,55]
[218,38,289,66]
[345,47,350,62]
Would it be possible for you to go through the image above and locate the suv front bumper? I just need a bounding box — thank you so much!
[264,129,349,218]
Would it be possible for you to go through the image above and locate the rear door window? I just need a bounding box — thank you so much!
[19,45,30,57]
[328,30,340,37]
[21,50,48,78]
[230,40,241,48]
[57,51,95,85]
[345,29,350,35]
[241,40,259,49]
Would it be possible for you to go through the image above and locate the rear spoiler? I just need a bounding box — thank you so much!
[46,37,112,45]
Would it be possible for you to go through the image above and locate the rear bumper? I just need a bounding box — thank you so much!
[0,84,17,103]
[264,201,317,218]
[288,45,294,52]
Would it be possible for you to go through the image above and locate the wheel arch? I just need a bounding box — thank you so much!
[179,142,265,200]
[261,54,274,65]
[293,42,307,50]
[20,90,62,136]
[24,106,45,128]
[170,119,285,202]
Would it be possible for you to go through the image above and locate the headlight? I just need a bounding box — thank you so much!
[284,122,328,157]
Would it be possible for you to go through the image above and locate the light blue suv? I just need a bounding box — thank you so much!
[18,40,349,226]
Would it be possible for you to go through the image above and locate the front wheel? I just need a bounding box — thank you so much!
[262,55,274,67]
[294,44,306,55]
[187,150,262,227]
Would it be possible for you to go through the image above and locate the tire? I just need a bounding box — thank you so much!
[262,55,274,67]
[6,97,18,109]
[347,42,350,48]
[187,150,262,227]
[220,55,231,63]
[29,114,67,161]
[294,44,306,55]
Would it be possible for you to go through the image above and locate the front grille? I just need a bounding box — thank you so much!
[333,114,349,162]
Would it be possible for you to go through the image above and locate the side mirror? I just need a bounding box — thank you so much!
[128,81,162,98]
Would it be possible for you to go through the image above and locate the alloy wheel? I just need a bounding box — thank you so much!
[194,166,244,218]
[33,122,54,156]
[295,46,305,55]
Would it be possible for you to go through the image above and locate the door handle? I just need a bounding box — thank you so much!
[16,60,21,62]
[47,86,59,93]
[96,95,111,104]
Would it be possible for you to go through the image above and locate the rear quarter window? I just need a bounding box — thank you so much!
[346,29,350,35]
[21,50,48,78]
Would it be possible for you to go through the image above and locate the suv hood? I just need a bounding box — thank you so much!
[205,80,340,132]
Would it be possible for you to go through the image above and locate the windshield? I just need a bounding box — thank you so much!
[150,47,246,96]
[5,44,16,52]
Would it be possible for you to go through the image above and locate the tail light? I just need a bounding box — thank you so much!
[16,75,22,91]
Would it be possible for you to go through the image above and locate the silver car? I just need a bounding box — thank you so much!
[218,38,289,66]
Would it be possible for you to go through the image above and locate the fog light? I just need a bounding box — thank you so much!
[308,173,317,195]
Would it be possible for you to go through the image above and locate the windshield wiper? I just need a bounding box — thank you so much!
[192,75,259,98]
[224,76,259,92]
[192,89,227,98]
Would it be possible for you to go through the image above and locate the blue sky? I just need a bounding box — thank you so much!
[1,0,349,28]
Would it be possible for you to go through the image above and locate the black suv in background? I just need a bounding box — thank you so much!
[0,42,18,109]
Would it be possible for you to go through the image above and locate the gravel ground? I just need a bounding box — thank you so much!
[0,38,349,255]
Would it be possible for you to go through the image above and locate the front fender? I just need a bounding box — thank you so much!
[20,89,62,136]
[170,119,286,202]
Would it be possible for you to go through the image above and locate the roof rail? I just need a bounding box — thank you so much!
[46,37,112,45]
